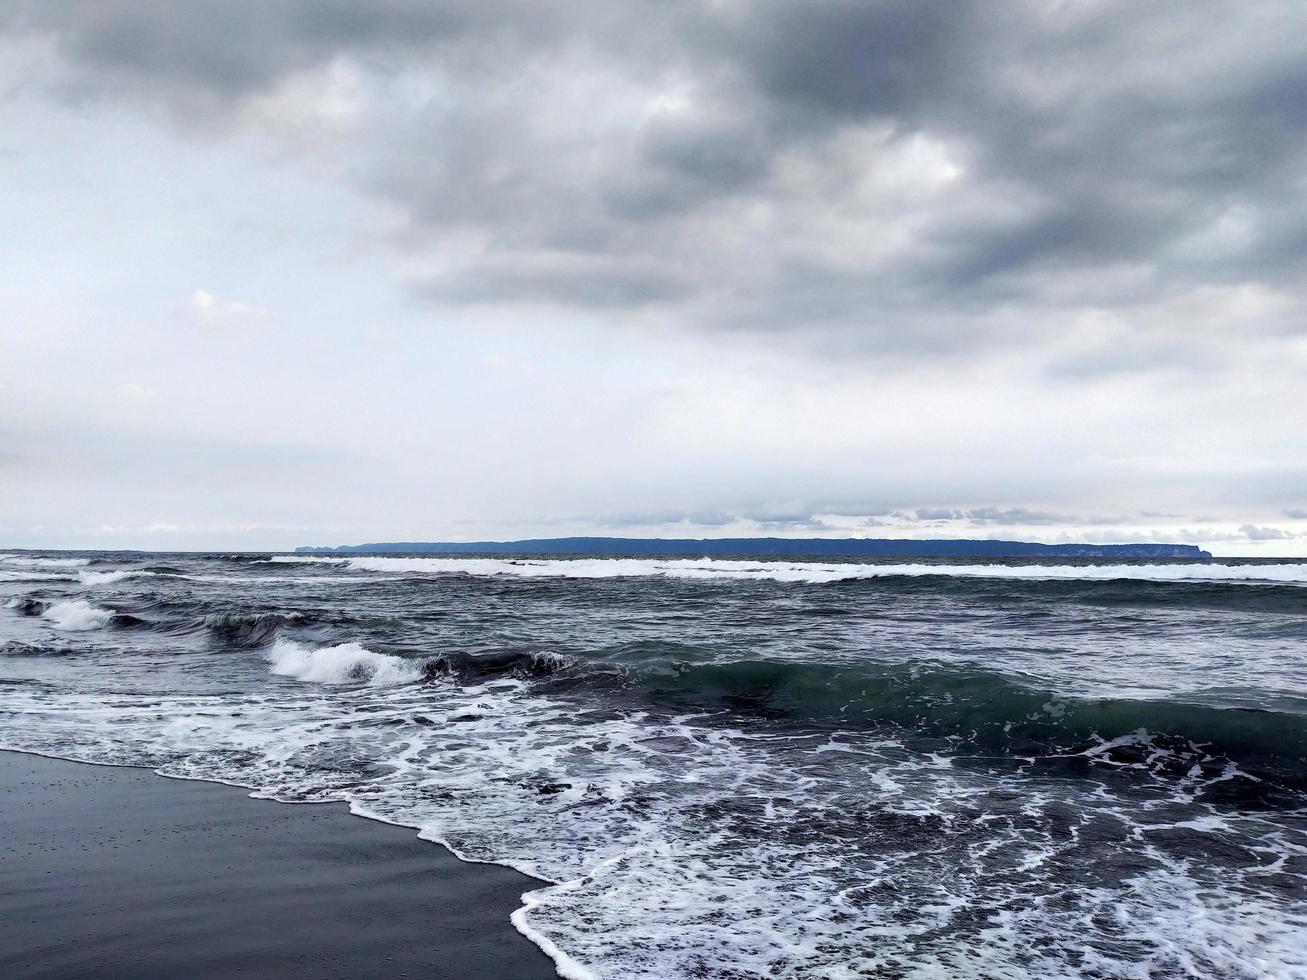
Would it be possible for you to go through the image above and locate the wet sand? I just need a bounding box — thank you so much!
[0,751,557,979]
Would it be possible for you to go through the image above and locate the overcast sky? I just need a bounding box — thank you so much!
[2,1,1305,555]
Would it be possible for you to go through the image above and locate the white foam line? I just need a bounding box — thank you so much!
[0,571,79,583]
[0,555,92,567]
[340,802,597,980]
[334,795,593,980]
[0,746,584,980]
[1,746,561,955]
[512,884,604,980]
[265,555,1307,585]
[78,569,155,586]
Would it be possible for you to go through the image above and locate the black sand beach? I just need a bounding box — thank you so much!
[0,751,556,979]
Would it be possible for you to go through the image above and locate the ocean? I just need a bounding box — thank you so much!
[2,551,1305,978]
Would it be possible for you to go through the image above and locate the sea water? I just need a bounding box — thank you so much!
[2,552,1305,978]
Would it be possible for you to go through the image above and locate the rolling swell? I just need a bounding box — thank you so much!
[6,597,48,616]
[6,590,342,647]
[800,573,1307,619]
[203,611,306,646]
[640,660,1307,789]
[427,647,1307,793]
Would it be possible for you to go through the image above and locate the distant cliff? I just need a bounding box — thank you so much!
[295,537,1211,559]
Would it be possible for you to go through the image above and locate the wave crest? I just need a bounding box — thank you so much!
[78,569,154,586]
[42,600,114,631]
[267,639,422,686]
[0,555,92,568]
[204,611,302,646]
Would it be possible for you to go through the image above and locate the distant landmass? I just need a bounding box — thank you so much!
[295,537,1211,559]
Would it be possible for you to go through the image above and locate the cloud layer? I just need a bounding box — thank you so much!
[1,2,1304,552]
[11,1,1306,342]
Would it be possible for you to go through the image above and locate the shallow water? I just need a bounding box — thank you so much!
[2,551,1306,978]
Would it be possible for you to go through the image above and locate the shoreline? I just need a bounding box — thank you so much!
[0,749,562,979]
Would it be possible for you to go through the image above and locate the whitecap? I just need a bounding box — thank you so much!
[267,638,422,686]
[42,600,114,631]
[0,555,92,568]
[78,569,152,586]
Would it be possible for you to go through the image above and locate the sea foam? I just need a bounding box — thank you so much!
[42,600,114,631]
[0,554,85,583]
[267,638,422,686]
[0,555,92,568]
[78,569,151,586]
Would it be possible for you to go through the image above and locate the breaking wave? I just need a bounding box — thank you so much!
[0,571,79,584]
[267,638,424,686]
[78,569,154,586]
[41,599,114,631]
[0,555,92,568]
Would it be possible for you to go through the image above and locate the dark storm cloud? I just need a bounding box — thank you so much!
[7,1,1306,354]
[6,1,557,96]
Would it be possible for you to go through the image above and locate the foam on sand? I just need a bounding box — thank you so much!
[267,639,423,686]
[42,600,114,631]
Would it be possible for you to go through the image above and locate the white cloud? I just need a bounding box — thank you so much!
[186,289,270,328]
[116,382,159,404]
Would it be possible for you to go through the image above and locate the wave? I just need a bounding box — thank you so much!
[266,555,1307,585]
[41,599,114,631]
[0,571,79,583]
[666,661,1307,789]
[203,611,304,646]
[8,595,153,631]
[6,597,46,614]
[1,640,75,657]
[267,638,423,686]
[0,555,92,568]
[15,600,326,645]
[421,648,1307,791]
[78,569,154,586]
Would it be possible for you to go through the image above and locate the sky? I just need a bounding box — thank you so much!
[1,1,1305,556]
